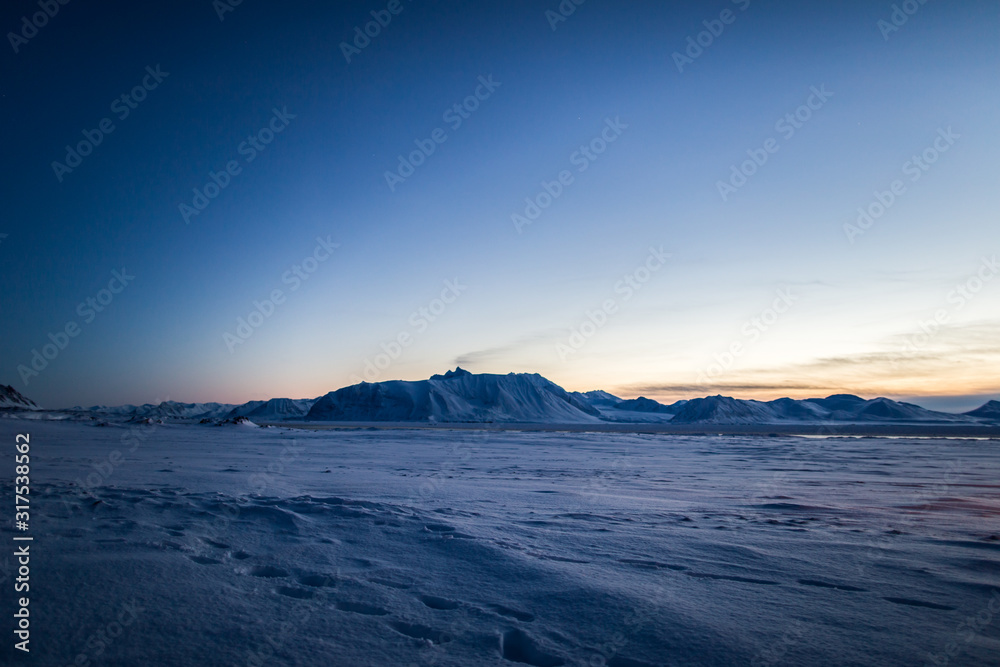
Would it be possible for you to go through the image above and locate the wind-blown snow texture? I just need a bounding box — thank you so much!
[0,420,997,666]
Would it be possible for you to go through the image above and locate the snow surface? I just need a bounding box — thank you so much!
[1,420,997,666]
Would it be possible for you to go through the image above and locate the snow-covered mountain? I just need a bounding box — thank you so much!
[82,398,316,422]
[225,397,315,421]
[307,368,602,423]
[670,394,979,425]
[670,396,779,424]
[0,385,39,410]
[616,396,687,414]
[965,400,1000,421]
[86,401,236,421]
[573,392,687,423]
[12,372,997,426]
[570,390,623,407]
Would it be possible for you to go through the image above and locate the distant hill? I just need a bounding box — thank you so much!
[85,401,236,421]
[670,396,778,424]
[226,398,315,421]
[669,394,977,425]
[965,400,1000,421]
[571,393,686,423]
[570,390,623,407]
[616,396,686,414]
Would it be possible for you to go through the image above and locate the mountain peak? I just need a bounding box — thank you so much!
[0,385,39,410]
[431,367,473,381]
[965,400,1000,420]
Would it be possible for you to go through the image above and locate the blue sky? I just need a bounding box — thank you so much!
[2,0,998,410]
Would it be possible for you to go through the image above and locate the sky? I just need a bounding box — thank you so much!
[1,0,998,411]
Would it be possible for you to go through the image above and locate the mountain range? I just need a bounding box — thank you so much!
[2,372,998,425]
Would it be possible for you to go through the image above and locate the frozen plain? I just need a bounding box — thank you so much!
[1,420,998,666]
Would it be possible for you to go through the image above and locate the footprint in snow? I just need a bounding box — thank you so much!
[500,628,564,666]
[276,586,315,600]
[201,538,230,549]
[419,595,460,610]
[189,555,222,565]
[297,573,337,588]
[249,565,289,578]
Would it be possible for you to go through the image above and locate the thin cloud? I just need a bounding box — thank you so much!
[453,331,560,368]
